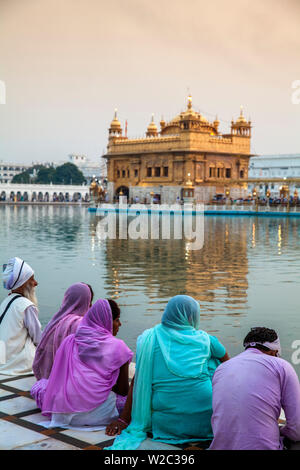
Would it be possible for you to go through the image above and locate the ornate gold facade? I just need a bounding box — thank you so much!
[104,97,252,203]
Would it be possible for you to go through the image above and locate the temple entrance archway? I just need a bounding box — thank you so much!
[115,186,129,198]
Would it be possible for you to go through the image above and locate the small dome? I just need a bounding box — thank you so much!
[213,115,220,127]
[109,109,122,132]
[236,105,247,124]
[146,114,158,136]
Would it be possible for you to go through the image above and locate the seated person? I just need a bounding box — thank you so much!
[209,327,300,450]
[0,257,41,376]
[105,295,229,449]
[33,282,93,380]
[31,299,133,429]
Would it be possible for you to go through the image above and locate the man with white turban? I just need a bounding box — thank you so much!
[0,257,42,375]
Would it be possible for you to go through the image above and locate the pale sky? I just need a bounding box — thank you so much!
[0,0,299,164]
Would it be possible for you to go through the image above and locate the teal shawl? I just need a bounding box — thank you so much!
[105,295,211,450]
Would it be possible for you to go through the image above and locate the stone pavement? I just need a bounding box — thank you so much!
[0,371,186,451]
[0,372,294,450]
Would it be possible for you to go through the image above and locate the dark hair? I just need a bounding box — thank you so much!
[243,327,278,352]
[83,283,94,304]
[107,299,120,320]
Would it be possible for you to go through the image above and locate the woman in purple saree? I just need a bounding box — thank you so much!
[33,282,93,380]
[31,299,133,429]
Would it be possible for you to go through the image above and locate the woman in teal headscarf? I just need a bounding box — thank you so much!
[105,295,229,450]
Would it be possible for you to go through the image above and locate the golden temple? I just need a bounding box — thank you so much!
[103,96,253,203]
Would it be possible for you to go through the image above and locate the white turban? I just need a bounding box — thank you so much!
[2,257,34,290]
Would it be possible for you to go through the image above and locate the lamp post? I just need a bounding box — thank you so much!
[266,189,271,208]
[252,188,258,212]
[118,188,127,206]
[183,172,194,204]
[225,188,230,205]
[294,189,298,206]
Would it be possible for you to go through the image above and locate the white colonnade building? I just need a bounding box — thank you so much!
[248,154,300,198]
[0,182,90,202]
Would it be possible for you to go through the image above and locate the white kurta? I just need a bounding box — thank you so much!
[0,295,41,376]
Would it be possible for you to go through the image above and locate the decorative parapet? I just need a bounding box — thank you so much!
[108,135,181,155]
[209,136,233,144]
[112,135,180,145]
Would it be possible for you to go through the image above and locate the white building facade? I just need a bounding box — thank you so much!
[68,154,107,184]
[248,154,300,197]
[0,162,31,183]
[0,183,90,202]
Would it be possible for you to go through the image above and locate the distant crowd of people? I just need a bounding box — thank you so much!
[1,257,300,450]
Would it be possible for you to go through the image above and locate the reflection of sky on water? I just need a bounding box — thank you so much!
[1,206,300,375]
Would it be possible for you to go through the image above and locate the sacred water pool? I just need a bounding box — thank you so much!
[1,205,300,376]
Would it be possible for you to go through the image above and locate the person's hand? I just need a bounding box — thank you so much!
[105,419,128,436]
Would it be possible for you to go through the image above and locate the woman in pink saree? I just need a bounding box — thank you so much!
[31,299,133,429]
[32,282,93,380]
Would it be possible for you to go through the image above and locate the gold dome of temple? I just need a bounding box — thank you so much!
[180,95,209,122]
[181,95,197,117]
[160,95,213,135]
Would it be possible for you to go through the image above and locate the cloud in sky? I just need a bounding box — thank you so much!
[0,0,299,163]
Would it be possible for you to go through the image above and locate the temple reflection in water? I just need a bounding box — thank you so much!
[92,214,250,316]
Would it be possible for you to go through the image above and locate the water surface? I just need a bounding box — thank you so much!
[1,205,300,374]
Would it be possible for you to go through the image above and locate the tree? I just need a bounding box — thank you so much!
[35,167,56,184]
[11,171,32,184]
[11,162,85,185]
[11,164,46,184]
[53,163,85,185]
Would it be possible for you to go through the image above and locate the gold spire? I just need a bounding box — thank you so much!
[236,105,247,123]
[213,115,220,129]
[111,108,121,125]
[187,94,192,110]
